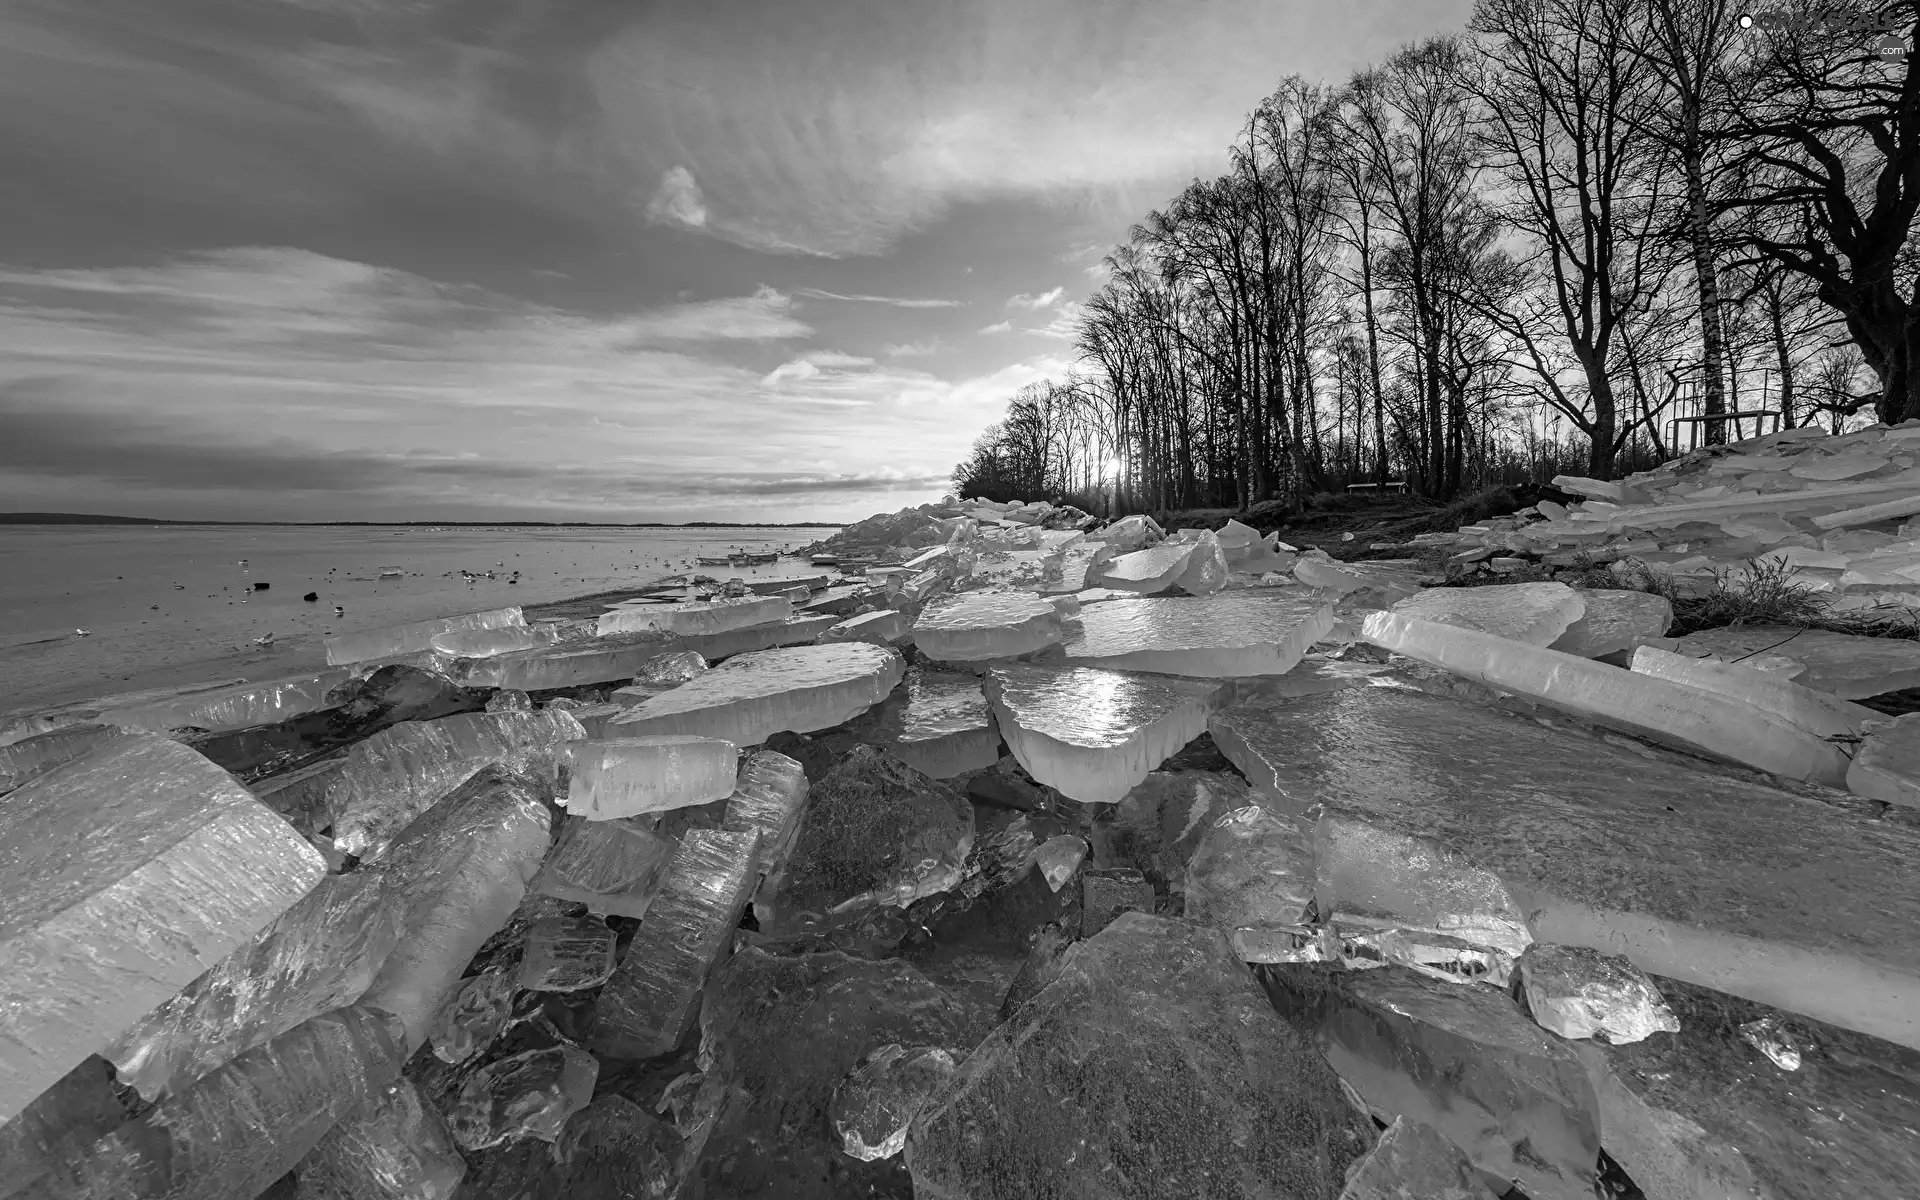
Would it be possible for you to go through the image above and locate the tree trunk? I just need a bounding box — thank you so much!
[1683,141,1731,444]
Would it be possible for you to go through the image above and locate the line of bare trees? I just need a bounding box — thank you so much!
[953,0,1920,511]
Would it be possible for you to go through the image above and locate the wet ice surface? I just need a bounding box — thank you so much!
[0,735,326,1126]
[1670,623,1920,698]
[1336,1116,1490,1200]
[1089,541,1200,594]
[822,609,909,646]
[911,592,1065,660]
[1546,589,1672,659]
[1630,645,1881,739]
[564,735,739,820]
[326,606,524,666]
[452,632,683,692]
[986,663,1228,803]
[853,668,1001,779]
[1850,711,1920,807]
[1060,591,1333,676]
[606,642,904,745]
[1391,581,1587,647]
[530,814,678,917]
[1212,684,1920,1051]
[1362,610,1854,786]
[1183,805,1315,944]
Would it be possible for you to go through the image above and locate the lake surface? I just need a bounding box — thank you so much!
[0,524,836,714]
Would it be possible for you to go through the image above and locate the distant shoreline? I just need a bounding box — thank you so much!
[0,513,844,528]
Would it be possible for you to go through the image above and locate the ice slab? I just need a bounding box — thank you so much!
[1669,624,1920,698]
[1042,542,1115,594]
[1183,806,1315,955]
[1391,581,1586,647]
[516,916,617,992]
[720,749,810,883]
[912,592,1065,660]
[430,624,568,658]
[1,677,251,747]
[328,708,582,859]
[678,612,840,661]
[249,756,348,837]
[1361,611,1853,786]
[0,736,325,1127]
[103,870,401,1101]
[0,1057,135,1196]
[1813,491,1920,528]
[985,664,1229,803]
[532,814,679,917]
[1260,965,1599,1200]
[1100,513,1163,552]
[1294,556,1371,595]
[1229,660,1395,702]
[591,827,762,1059]
[565,735,738,820]
[1850,712,1920,808]
[359,765,553,1053]
[449,1044,599,1150]
[606,643,904,745]
[1515,943,1679,1044]
[1090,541,1199,595]
[823,609,910,646]
[453,632,686,691]
[755,744,973,934]
[1337,1116,1488,1200]
[1573,973,1920,1200]
[25,1005,407,1200]
[295,1077,465,1200]
[832,1045,957,1162]
[852,668,1001,779]
[908,913,1374,1199]
[598,595,789,637]
[0,724,137,796]
[428,970,515,1066]
[1546,589,1672,658]
[1091,769,1258,898]
[1170,530,1229,595]
[1211,685,1920,1051]
[326,606,523,666]
[1060,592,1333,677]
[1630,646,1882,740]
[97,667,362,733]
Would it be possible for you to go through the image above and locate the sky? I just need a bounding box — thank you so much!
[0,0,1475,523]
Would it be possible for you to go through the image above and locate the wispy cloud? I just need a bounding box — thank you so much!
[882,339,940,358]
[1007,287,1065,311]
[1030,300,1086,340]
[796,288,961,309]
[977,320,1012,335]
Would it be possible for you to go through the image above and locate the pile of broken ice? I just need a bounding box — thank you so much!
[2,437,1918,1198]
[1418,419,1920,612]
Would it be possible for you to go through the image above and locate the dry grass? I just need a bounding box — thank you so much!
[1617,557,1832,637]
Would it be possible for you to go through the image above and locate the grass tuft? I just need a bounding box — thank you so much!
[1615,556,1831,637]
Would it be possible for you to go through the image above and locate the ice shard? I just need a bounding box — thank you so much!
[605,643,904,745]
[0,1057,135,1195]
[486,688,532,712]
[294,1077,465,1200]
[517,916,618,991]
[2,677,249,747]
[757,745,974,934]
[1090,541,1199,595]
[0,736,326,1127]
[103,870,402,1101]
[1183,805,1315,959]
[1514,943,1679,1044]
[249,756,348,837]
[1261,964,1601,1200]
[328,708,583,859]
[1294,556,1371,595]
[1390,581,1587,647]
[677,612,841,661]
[1849,712,1920,808]
[448,1044,599,1150]
[852,668,1001,779]
[427,970,516,1065]
[531,814,679,918]
[326,607,524,666]
[912,592,1066,660]
[358,765,553,1053]
[720,749,810,883]
[1100,513,1163,552]
[1669,624,1920,698]
[96,667,363,734]
[985,664,1229,803]
[1060,592,1333,677]
[1336,1117,1488,1200]
[831,1044,958,1162]
[590,827,762,1059]
[1545,589,1673,659]
[565,736,739,820]
[1092,769,1257,897]
[430,624,568,658]
[23,1005,408,1200]
[823,609,910,646]
[1630,646,1882,739]
[0,723,136,796]
[908,914,1374,1199]
[1212,685,1920,1051]
[597,595,789,637]
[1360,611,1854,786]
[453,632,686,692]
[1571,973,1920,1200]
[1043,542,1115,594]
[1034,834,1087,892]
